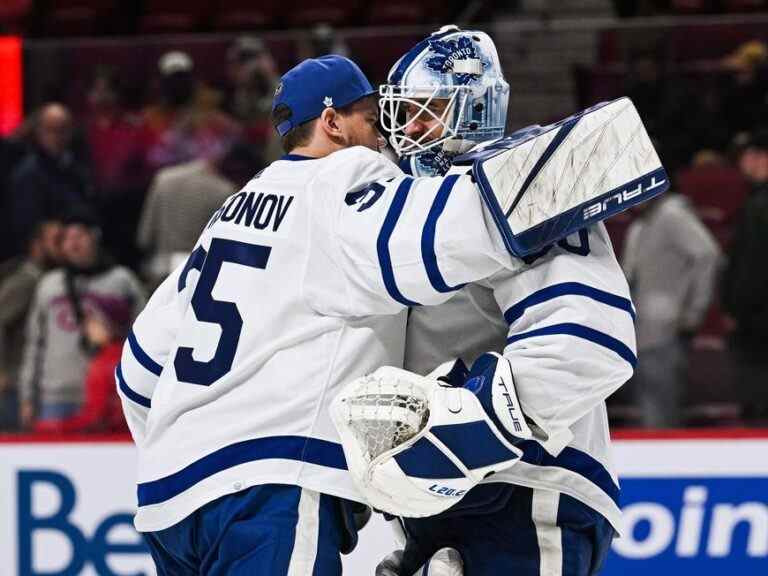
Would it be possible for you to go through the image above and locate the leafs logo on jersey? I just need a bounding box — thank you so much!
[425,36,487,84]
[345,182,385,212]
[416,148,454,176]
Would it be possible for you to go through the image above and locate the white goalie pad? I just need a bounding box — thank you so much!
[330,367,522,518]
[455,97,669,257]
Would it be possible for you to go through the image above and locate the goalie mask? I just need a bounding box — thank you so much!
[379,25,510,176]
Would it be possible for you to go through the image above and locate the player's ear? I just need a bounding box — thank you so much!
[319,108,343,140]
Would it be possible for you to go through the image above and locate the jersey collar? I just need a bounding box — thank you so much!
[281,154,316,162]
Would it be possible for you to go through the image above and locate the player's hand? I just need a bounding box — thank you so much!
[20,400,35,429]
[375,549,404,576]
[376,548,464,576]
[462,353,532,445]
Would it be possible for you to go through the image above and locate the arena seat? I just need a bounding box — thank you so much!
[286,0,361,27]
[367,0,444,25]
[139,1,208,33]
[42,0,117,36]
[0,0,31,33]
[213,0,281,30]
[676,163,749,247]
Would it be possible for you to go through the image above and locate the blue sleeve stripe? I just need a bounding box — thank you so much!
[115,364,152,408]
[377,177,421,307]
[137,436,347,506]
[503,282,636,325]
[519,440,619,505]
[506,322,637,367]
[421,174,466,294]
[127,330,164,376]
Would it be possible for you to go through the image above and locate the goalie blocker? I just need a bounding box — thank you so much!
[457,97,669,257]
[330,353,532,518]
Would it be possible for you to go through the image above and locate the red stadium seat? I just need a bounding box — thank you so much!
[139,1,209,33]
[0,0,31,33]
[368,0,443,25]
[287,0,361,27]
[676,164,750,247]
[213,0,281,30]
[43,0,117,36]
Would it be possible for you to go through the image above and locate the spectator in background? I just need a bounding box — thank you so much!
[8,103,92,256]
[625,50,695,172]
[622,190,721,427]
[18,208,145,430]
[142,50,242,173]
[137,140,259,287]
[0,220,62,430]
[0,136,30,263]
[86,67,147,195]
[33,301,128,434]
[720,40,768,138]
[722,131,768,422]
[224,36,282,163]
[85,67,148,269]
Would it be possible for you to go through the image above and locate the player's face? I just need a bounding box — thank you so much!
[402,98,450,144]
[61,224,99,269]
[339,97,385,152]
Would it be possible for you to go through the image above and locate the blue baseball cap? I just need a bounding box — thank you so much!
[272,55,375,137]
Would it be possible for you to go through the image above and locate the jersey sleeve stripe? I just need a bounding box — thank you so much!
[421,173,466,294]
[377,177,421,307]
[505,322,637,367]
[136,436,347,506]
[503,282,636,325]
[116,364,152,408]
[127,330,164,376]
[519,441,620,505]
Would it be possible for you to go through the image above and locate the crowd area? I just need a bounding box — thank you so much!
[0,22,767,435]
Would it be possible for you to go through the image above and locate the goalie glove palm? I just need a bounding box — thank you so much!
[330,355,530,518]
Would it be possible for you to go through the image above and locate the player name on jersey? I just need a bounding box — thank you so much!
[207,190,295,232]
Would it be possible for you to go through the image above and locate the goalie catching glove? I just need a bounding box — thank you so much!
[330,353,532,517]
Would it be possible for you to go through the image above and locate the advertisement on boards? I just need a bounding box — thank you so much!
[1,434,766,575]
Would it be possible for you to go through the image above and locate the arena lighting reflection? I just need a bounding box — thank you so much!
[0,36,22,136]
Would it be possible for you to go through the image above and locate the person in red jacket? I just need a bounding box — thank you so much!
[34,305,129,434]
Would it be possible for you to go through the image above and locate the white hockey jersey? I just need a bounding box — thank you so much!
[118,147,513,532]
[405,223,636,532]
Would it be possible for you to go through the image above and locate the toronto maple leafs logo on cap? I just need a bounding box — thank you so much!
[425,36,487,85]
[323,96,334,107]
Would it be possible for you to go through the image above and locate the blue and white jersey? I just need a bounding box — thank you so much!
[405,221,635,533]
[117,146,512,532]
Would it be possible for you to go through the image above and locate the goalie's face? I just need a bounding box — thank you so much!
[402,98,451,144]
[379,84,464,156]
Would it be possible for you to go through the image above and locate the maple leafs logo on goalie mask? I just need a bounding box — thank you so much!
[425,36,487,85]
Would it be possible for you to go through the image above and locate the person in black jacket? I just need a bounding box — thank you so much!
[722,130,768,422]
[7,103,92,256]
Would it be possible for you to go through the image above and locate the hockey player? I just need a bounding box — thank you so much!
[374,26,637,575]
[117,55,517,575]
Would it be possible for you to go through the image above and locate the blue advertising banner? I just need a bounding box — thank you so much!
[606,477,768,575]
